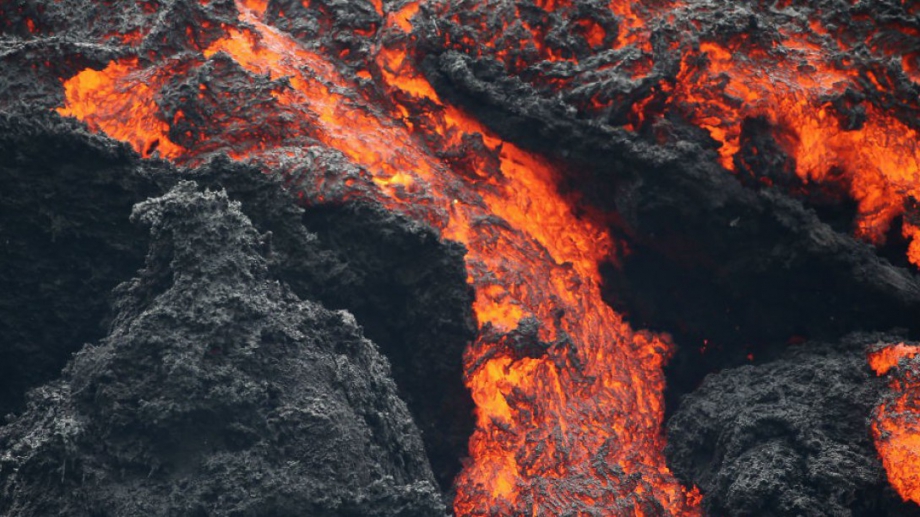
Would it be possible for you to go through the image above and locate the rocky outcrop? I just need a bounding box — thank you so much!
[666,333,920,517]
[0,181,445,516]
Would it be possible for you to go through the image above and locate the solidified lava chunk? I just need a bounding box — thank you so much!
[0,181,445,516]
[189,160,477,490]
[666,333,920,517]
[0,112,475,498]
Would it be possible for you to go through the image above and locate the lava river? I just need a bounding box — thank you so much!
[55,0,701,515]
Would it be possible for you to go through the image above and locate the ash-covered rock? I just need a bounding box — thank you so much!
[292,202,476,490]
[666,333,920,517]
[188,162,477,490]
[0,181,445,516]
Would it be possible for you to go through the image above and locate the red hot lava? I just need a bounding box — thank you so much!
[49,0,920,512]
[870,343,920,506]
[424,1,920,502]
[56,0,700,515]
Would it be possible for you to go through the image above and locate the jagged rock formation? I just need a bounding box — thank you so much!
[666,333,920,517]
[186,161,477,489]
[0,181,446,516]
[0,113,475,491]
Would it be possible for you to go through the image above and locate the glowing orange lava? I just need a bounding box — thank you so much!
[57,58,185,159]
[669,35,920,246]
[869,343,920,505]
[55,0,700,515]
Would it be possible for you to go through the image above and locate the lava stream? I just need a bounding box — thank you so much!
[55,0,700,515]
[869,343,920,506]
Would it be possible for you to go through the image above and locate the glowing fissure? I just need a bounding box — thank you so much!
[56,0,700,515]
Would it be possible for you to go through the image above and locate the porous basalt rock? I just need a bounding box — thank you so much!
[0,114,475,493]
[0,181,446,516]
[0,113,158,418]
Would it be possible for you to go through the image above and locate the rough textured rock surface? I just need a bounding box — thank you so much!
[666,333,920,517]
[0,114,475,490]
[294,202,475,489]
[0,181,445,516]
[187,161,476,489]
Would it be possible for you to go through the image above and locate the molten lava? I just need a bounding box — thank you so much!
[870,343,920,506]
[55,0,700,514]
[427,1,920,265]
[51,0,920,512]
[57,57,186,159]
[667,35,920,248]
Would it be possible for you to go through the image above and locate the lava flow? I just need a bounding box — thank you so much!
[870,343,920,506]
[666,28,920,255]
[423,3,920,503]
[55,0,699,515]
[426,1,920,266]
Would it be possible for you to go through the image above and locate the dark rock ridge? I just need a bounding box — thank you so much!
[0,181,446,516]
[187,161,477,490]
[666,333,920,517]
[0,113,475,491]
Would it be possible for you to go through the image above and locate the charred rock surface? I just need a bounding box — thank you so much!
[188,163,477,489]
[0,181,445,516]
[666,333,920,517]
[294,202,475,490]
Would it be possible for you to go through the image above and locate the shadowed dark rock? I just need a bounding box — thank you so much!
[0,114,475,494]
[0,113,158,418]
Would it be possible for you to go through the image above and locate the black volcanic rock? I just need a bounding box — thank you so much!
[666,333,920,517]
[0,113,475,493]
[292,202,475,490]
[188,161,477,490]
[0,181,445,516]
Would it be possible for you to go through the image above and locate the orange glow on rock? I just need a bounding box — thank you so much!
[57,58,185,159]
[870,343,920,376]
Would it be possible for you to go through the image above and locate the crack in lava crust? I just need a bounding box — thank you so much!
[55,0,701,515]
